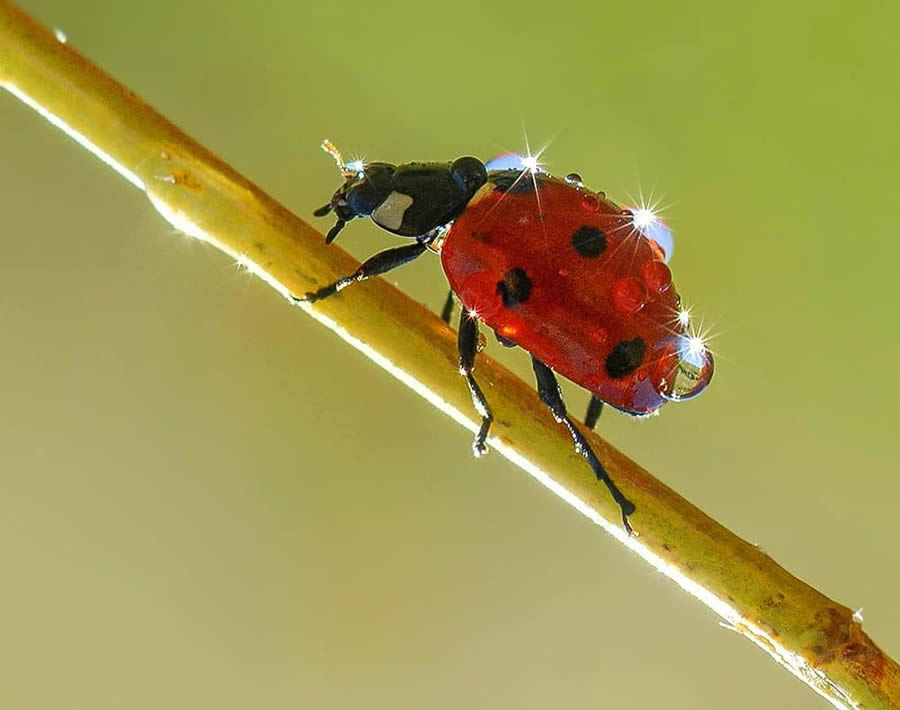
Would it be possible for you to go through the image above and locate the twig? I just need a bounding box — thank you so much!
[1,2,896,706]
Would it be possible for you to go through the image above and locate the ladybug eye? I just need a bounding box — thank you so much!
[346,180,381,216]
[656,335,714,401]
[343,163,396,217]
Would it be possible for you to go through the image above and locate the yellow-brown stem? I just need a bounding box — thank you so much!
[0,2,896,707]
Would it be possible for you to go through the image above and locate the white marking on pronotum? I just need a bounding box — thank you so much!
[372,191,414,231]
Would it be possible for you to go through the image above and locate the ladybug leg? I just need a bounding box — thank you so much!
[531,357,636,533]
[584,395,604,430]
[458,311,493,457]
[440,290,455,324]
[293,242,428,304]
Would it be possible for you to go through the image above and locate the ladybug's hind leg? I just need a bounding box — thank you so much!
[531,357,635,533]
[440,290,455,324]
[458,310,493,457]
[293,242,428,304]
[584,395,604,430]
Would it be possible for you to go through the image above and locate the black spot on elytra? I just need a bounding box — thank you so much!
[605,337,646,378]
[571,226,607,258]
[490,169,537,194]
[497,267,532,307]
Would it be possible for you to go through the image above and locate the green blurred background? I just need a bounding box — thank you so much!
[2,1,898,707]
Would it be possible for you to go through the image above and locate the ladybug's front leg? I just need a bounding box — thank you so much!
[293,242,428,304]
[458,310,493,457]
[531,357,635,533]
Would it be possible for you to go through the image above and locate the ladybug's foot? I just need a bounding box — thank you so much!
[458,310,494,459]
[620,499,636,536]
[292,279,350,304]
[531,356,636,534]
[471,417,492,458]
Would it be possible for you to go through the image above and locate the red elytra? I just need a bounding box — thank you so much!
[440,172,712,415]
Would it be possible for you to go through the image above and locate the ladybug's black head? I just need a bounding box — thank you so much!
[314,159,399,244]
[314,140,487,244]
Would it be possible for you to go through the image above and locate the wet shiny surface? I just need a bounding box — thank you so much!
[2,1,898,709]
[442,173,700,414]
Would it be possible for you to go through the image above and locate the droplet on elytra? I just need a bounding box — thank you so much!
[581,194,599,211]
[589,327,608,344]
[655,339,715,401]
[641,260,672,294]
[611,276,648,314]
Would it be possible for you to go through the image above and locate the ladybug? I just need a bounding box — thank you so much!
[298,140,714,532]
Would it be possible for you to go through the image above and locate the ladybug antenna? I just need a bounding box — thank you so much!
[321,138,346,172]
[321,139,364,181]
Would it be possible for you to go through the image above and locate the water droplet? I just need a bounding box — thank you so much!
[611,276,648,314]
[565,172,584,186]
[485,153,526,171]
[655,340,714,401]
[589,327,608,344]
[641,260,672,294]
